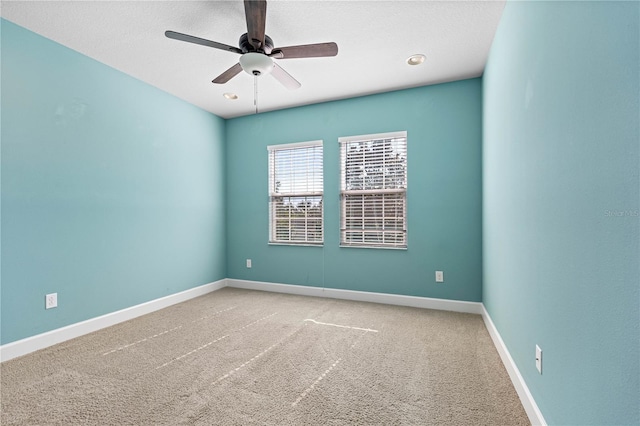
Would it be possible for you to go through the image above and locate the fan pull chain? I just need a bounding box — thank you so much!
[254,75,259,114]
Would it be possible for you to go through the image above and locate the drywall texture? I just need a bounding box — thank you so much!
[226,79,483,302]
[483,1,639,424]
[1,19,227,345]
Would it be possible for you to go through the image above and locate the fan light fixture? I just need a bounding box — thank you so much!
[223,93,238,100]
[239,52,274,76]
[407,54,426,66]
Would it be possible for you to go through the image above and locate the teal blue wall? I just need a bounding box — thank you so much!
[1,20,227,345]
[226,79,483,301]
[483,2,639,425]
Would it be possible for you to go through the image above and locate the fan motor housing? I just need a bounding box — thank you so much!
[239,33,274,54]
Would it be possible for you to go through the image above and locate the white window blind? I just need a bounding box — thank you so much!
[268,141,323,245]
[340,131,407,248]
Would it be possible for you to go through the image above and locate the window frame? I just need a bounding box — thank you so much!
[267,140,324,246]
[339,131,408,249]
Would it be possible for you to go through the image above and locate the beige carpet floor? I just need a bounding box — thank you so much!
[1,287,529,425]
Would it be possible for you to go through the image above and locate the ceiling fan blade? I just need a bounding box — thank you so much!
[271,63,301,90]
[212,63,243,84]
[244,0,267,50]
[165,30,243,54]
[269,42,338,59]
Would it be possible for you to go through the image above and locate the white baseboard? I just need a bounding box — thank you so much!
[226,279,484,314]
[0,279,227,362]
[481,306,547,426]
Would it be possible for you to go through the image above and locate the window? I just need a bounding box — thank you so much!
[340,131,407,248]
[268,141,323,245]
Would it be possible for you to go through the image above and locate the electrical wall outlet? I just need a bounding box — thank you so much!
[246,259,252,268]
[45,293,58,309]
[535,345,542,374]
[435,271,444,282]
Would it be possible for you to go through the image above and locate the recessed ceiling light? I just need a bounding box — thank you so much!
[223,93,238,100]
[407,54,426,66]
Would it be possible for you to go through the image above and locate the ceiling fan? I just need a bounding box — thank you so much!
[165,0,338,90]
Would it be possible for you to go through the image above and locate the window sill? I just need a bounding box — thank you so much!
[339,244,407,250]
[268,242,324,247]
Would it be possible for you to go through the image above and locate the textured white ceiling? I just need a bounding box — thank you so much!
[1,0,505,118]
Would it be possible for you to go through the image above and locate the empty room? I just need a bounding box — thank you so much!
[1,1,638,425]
